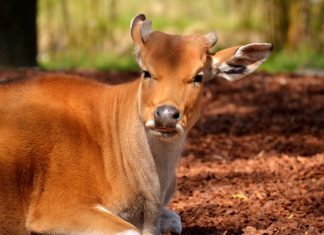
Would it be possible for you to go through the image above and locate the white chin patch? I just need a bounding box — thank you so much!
[175,124,184,135]
[145,120,184,138]
[145,120,155,128]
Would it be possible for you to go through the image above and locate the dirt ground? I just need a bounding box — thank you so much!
[0,69,323,235]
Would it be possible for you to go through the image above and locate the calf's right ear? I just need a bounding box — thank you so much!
[206,43,273,81]
[130,14,152,47]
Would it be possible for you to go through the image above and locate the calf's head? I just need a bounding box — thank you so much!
[131,14,272,140]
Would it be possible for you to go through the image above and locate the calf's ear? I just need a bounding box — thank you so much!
[130,14,152,47]
[206,43,273,81]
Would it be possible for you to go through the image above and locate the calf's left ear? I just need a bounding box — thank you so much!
[206,43,273,81]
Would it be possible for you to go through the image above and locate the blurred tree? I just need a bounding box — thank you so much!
[0,0,37,67]
[287,0,309,50]
[263,0,290,50]
[310,0,324,53]
[263,0,324,52]
[107,0,117,47]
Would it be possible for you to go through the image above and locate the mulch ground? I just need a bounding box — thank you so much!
[0,69,323,235]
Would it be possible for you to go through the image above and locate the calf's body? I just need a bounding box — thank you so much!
[0,75,178,234]
[0,14,272,235]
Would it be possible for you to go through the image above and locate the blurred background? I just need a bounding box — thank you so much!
[0,0,323,72]
[0,2,323,233]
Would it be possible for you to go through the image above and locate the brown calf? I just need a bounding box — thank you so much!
[0,14,272,234]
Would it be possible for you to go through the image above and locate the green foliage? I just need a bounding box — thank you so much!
[38,0,324,72]
[261,49,324,73]
[40,52,139,71]
[40,48,324,73]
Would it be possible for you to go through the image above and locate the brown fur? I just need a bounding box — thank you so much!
[0,75,142,234]
[0,14,271,235]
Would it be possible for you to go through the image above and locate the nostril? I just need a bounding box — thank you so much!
[155,109,160,117]
[173,112,180,120]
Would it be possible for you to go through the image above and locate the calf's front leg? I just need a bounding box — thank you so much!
[157,175,182,234]
[159,208,182,234]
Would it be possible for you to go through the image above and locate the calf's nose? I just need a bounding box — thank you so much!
[154,105,180,129]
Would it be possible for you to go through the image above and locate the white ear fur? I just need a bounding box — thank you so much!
[211,43,273,81]
[235,43,272,60]
[204,31,218,48]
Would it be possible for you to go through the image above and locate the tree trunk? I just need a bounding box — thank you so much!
[0,0,37,67]
[263,0,290,50]
[287,0,309,50]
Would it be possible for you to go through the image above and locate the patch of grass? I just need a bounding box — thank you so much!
[39,47,324,74]
[39,52,139,71]
[260,49,324,73]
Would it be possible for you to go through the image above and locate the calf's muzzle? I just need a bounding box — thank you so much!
[154,105,180,130]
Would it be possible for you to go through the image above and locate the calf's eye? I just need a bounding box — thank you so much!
[142,70,152,79]
[193,74,203,83]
